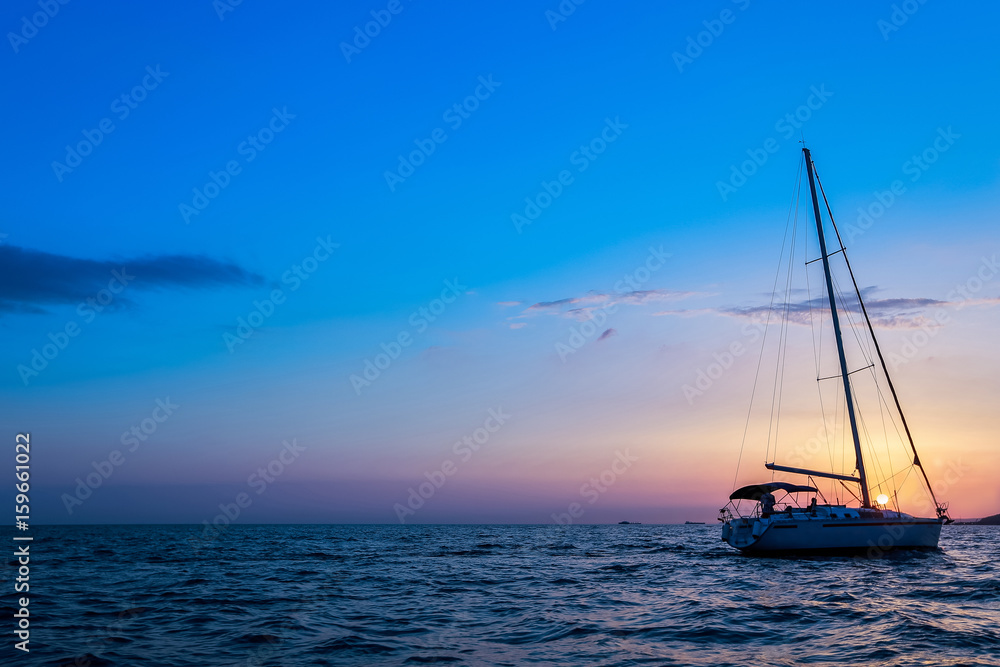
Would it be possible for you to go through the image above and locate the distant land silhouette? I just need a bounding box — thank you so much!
[954,513,1000,525]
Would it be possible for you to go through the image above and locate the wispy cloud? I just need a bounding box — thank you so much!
[503,288,702,332]
[652,307,719,318]
[517,288,699,319]
[0,245,264,314]
[654,286,959,329]
[526,297,581,311]
[956,296,1000,308]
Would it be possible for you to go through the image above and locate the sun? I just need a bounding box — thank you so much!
[876,494,890,506]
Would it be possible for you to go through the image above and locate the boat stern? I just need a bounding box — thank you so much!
[720,513,768,550]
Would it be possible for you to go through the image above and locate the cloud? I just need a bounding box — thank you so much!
[655,287,953,330]
[721,290,947,329]
[597,328,616,341]
[0,245,264,314]
[652,307,718,318]
[516,288,700,321]
[955,296,1000,308]
[525,297,582,311]
[497,301,521,307]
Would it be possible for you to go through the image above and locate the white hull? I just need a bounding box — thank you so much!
[721,507,943,554]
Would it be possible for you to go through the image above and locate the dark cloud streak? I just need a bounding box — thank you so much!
[720,292,947,329]
[0,245,264,314]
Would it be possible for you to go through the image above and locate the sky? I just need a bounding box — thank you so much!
[2,0,998,525]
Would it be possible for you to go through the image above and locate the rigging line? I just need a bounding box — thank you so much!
[847,367,885,484]
[803,198,837,476]
[899,466,914,488]
[879,388,907,452]
[768,162,803,466]
[829,260,878,368]
[861,327,909,483]
[843,283,878,369]
[839,480,862,505]
[870,370,908,466]
[765,176,801,465]
[870,466,917,507]
[805,248,844,264]
[771,231,797,461]
[874,357,895,495]
[770,192,801,465]
[838,377,846,482]
[854,384,888,493]
[894,466,919,509]
[822,235,877,370]
[858,318,910,467]
[900,464,937,513]
[806,259,837,477]
[805,209,819,378]
[856,291,879,363]
[816,364,874,381]
[803,197,833,470]
[837,284,899,490]
[803,194,822,381]
[848,345,892,495]
[852,291,880,369]
[732,157,804,490]
[829,271,879,476]
[832,272,874,368]
[813,166,945,514]
[823,343,838,478]
[869,463,914,491]
[865,427,888,495]
[820,272,839,477]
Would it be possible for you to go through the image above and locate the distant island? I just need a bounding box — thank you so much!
[618,521,642,525]
[953,513,1000,526]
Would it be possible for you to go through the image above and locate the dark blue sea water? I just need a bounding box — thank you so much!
[2,525,998,666]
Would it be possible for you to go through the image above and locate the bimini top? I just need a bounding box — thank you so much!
[730,481,818,501]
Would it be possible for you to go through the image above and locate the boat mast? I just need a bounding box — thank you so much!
[803,147,871,508]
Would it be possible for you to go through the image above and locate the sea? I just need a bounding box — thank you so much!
[2,524,998,666]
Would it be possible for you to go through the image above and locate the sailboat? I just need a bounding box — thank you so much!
[719,147,953,554]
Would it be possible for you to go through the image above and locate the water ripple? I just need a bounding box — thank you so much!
[1,525,997,666]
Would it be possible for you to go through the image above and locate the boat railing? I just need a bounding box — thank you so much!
[722,500,815,521]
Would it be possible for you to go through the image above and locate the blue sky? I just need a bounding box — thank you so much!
[3,0,999,523]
